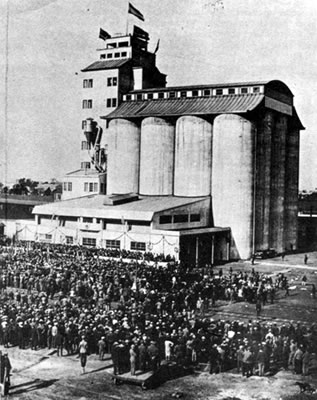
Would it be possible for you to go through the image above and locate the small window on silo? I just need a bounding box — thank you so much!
[203,89,211,96]
[215,89,223,95]
[169,92,176,98]
[192,90,199,97]
[180,91,187,97]
[228,88,235,94]
[253,87,260,93]
[241,87,248,94]
[136,94,143,100]
[100,54,106,59]
[147,93,153,100]
[158,92,164,99]
[107,53,113,59]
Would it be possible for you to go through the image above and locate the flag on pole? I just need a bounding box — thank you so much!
[128,2,144,21]
[99,28,111,41]
[154,38,160,54]
[133,25,149,40]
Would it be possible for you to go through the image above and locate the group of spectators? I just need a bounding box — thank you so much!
[0,242,315,379]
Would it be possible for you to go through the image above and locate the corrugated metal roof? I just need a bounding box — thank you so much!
[130,81,270,93]
[82,59,130,72]
[102,94,264,120]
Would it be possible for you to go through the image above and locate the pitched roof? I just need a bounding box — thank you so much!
[102,93,265,120]
[82,59,130,72]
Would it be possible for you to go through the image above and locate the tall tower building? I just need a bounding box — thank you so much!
[62,26,166,200]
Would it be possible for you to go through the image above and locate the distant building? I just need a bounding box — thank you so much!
[17,14,304,264]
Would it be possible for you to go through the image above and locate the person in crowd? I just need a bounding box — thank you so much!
[79,335,88,374]
[129,344,137,376]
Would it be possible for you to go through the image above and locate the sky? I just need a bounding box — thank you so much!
[0,0,317,189]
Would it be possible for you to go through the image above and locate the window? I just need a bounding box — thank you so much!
[81,141,90,150]
[107,42,117,49]
[100,54,106,59]
[107,98,117,107]
[158,92,164,99]
[81,162,91,169]
[107,53,113,59]
[136,94,143,100]
[190,214,201,222]
[169,92,176,98]
[83,217,93,223]
[100,183,105,194]
[180,91,187,97]
[118,41,129,47]
[114,52,120,58]
[130,241,146,251]
[107,77,117,86]
[89,182,94,192]
[147,93,153,100]
[45,234,52,241]
[82,237,96,247]
[82,99,92,109]
[126,95,131,101]
[241,87,248,94]
[83,79,93,88]
[203,89,211,96]
[84,182,88,192]
[106,239,121,249]
[121,52,127,57]
[174,214,188,223]
[94,183,98,192]
[82,120,87,130]
[253,86,260,93]
[66,236,73,245]
[67,182,72,191]
[215,89,223,95]
[63,182,67,191]
[159,215,172,224]
[192,90,199,97]
[228,88,235,95]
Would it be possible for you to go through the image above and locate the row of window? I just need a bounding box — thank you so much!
[81,238,146,251]
[125,86,261,102]
[159,214,200,224]
[82,98,117,109]
[63,182,72,191]
[84,182,98,192]
[100,51,127,60]
[83,77,117,89]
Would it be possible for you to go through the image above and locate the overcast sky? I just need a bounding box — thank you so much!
[0,0,316,189]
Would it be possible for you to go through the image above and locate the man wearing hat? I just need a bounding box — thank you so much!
[147,341,160,371]
[98,336,106,361]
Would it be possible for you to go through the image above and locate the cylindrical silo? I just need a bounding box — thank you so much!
[254,110,274,250]
[269,114,287,252]
[174,116,212,197]
[139,117,175,195]
[284,127,299,250]
[211,114,255,259]
[106,119,140,194]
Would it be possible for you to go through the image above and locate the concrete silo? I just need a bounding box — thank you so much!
[284,127,300,250]
[139,117,175,195]
[269,114,287,252]
[254,110,274,250]
[174,116,212,197]
[212,114,255,259]
[106,119,140,194]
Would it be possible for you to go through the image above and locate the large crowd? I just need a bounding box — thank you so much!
[0,242,316,379]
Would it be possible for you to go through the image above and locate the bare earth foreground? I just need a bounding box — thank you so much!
[4,252,317,400]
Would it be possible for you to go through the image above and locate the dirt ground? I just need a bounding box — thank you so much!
[4,251,317,400]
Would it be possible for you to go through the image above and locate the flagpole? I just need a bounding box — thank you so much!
[126,1,129,35]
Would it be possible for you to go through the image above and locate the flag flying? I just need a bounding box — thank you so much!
[133,25,149,41]
[99,28,111,41]
[154,38,160,54]
[128,2,144,21]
